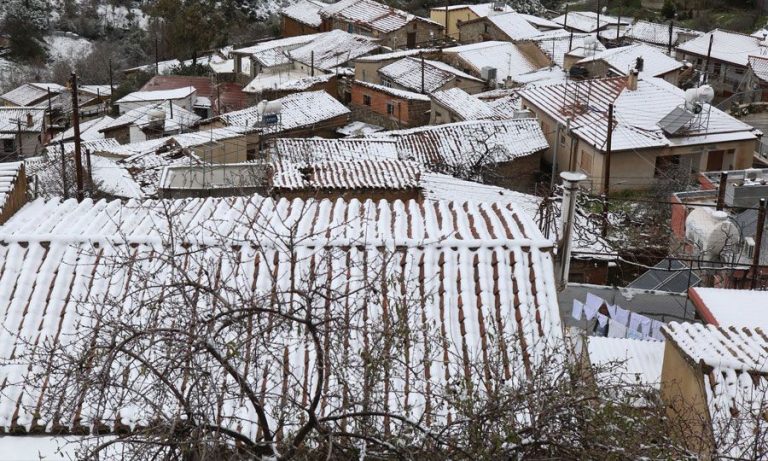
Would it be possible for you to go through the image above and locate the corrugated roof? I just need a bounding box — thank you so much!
[627,20,702,47]
[280,0,324,27]
[355,80,431,101]
[0,107,46,133]
[749,55,768,83]
[587,336,665,387]
[272,158,422,190]
[551,11,629,33]
[288,30,379,71]
[677,29,766,67]
[116,86,196,104]
[222,90,350,132]
[0,195,562,434]
[379,57,481,93]
[578,43,682,77]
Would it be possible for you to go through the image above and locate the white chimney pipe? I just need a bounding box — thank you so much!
[557,171,587,290]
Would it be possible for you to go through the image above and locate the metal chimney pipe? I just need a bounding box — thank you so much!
[557,171,588,290]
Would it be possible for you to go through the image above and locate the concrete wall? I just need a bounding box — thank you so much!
[430,8,479,40]
[458,19,509,44]
[484,151,541,194]
[190,137,249,164]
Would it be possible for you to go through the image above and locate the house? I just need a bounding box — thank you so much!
[0,107,47,157]
[688,287,768,328]
[351,81,431,129]
[139,75,249,116]
[317,0,444,49]
[370,118,547,192]
[676,30,767,97]
[77,85,112,117]
[50,115,115,143]
[518,75,759,192]
[204,90,351,158]
[280,0,325,36]
[457,12,543,44]
[572,43,684,84]
[430,2,546,39]
[746,55,768,102]
[287,29,380,74]
[661,322,768,458]
[528,31,607,68]
[551,11,630,34]
[115,86,197,114]
[626,20,702,51]
[429,87,518,124]
[0,193,565,439]
[441,41,550,88]
[377,57,486,94]
[230,34,320,82]
[0,83,66,107]
[99,102,201,145]
[244,72,338,101]
[353,48,439,85]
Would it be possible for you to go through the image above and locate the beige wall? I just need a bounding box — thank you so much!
[430,8,479,39]
[189,136,248,164]
[660,342,715,457]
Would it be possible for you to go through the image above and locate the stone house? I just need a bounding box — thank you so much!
[457,11,541,44]
[0,107,47,157]
[351,81,431,129]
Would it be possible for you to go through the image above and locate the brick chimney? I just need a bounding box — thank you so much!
[626,69,639,91]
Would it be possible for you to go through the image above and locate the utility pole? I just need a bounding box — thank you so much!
[215,73,222,115]
[444,2,449,39]
[705,34,714,83]
[616,6,622,41]
[85,147,93,193]
[596,0,600,38]
[420,52,425,94]
[668,21,674,55]
[70,73,85,202]
[751,198,766,290]
[602,103,614,237]
[310,50,315,77]
[568,30,574,52]
[155,36,160,74]
[59,140,68,199]
[15,119,22,159]
[716,171,728,210]
[109,58,115,114]
[563,4,569,30]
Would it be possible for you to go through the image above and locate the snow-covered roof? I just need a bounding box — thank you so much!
[288,30,379,71]
[551,11,629,33]
[319,0,441,34]
[123,58,181,75]
[355,80,431,101]
[587,337,665,388]
[0,107,46,133]
[665,322,768,374]
[51,115,114,143]
[355,48,436,62]
[117,86,196,104]
[222,91,350,133]
[0,83,66,107]
[230,34,320,57]
[627,20,702,47]
[677,29,766,67]
[100,128,249,158]
[443,41,541,83]
[749,55,768,83]
[481,12,542,41]
[372,119,547,170]
[430,2,512,14]
[379,57,482,93]
[100,102,201,133]
[518,13,562,30]
[78,85,112,97]
[519,76,758,152]
[0,194,562,434]
[690,287,768,329]
[243,71,334,93]
[529,31,606,67]
[272,137,399,162]
[280,0,325,27]
[430,87,503,120]
[273,158,422,190]
[578,43,683,77]
[337,121,385,137]
[0,162,24,215]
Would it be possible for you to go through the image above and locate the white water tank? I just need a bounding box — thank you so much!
[147,108,166,131]
[685,207,740,261]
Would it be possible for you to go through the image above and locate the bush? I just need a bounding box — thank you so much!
[661,0,676,19]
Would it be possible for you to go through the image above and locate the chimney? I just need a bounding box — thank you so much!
[557,171,587,290]
[26,112,33,127]
[626,68,639,91]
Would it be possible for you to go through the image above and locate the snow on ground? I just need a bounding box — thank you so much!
[45,32,94,65]
[96,4,149,30]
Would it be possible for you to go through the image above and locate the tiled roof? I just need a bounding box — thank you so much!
[443,41,541,83]
[116,86,196,104]
[483,12,542,40]
[288,30,379,71]
[355,80,431,101]
[519,76,757,152]
[627,20,702,47]
[0,162,24,214]
[664,322,768,373]
[551,11,629,33]
[578,43,682,77]
[280,0,324,27]
[140,76,217,99]
[430,87,498,120]
[0,195,562,434]
[100,102,201,133]
[355,48,436,62]
[272,158,422,190]
[372,119,548,170]
[222,90,350,133]
[272,137,399,162]
[529,31,606,67]
[749,55,768,83]
[0,107,46,133]
[230,34,320,57]
[51,115,114,143]
[379,57,482,93]
[320,0,440,34]
[587,336,664,387]
[677,29,766,67]
[0,83,65,107]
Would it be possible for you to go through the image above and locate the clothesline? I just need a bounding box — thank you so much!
[572,292,665,341]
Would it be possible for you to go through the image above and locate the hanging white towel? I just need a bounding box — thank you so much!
[607,303,618,318]
[613,306,630,326]
[627,329,644,340]
[628,312,642,333]
[608,320,628,338]
[597,313,609,327]
[585,292,604,312]
[639,316,652,336]
[583,300,599,320]
[572,299,584,321]
[651,320,665,341]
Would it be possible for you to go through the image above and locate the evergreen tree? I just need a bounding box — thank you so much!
[2,0,50,62]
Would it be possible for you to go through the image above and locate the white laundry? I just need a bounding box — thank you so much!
[613,306,630,326]
[583,300,599,320]
[628,313,643,333]
[585,292,604,312]
[608,320,628,338]
[572,299,584,321]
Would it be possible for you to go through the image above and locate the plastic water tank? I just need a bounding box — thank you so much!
[685,208,740,260]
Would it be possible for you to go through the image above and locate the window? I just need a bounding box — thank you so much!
[347,23,354,33]
[386,102,395,115]
[655,155,680,177]
[363,94,372,106]
[2,139,13,153]
[362,70,367,81]
[735,68,745,75]
[484,24,489,33]
[713,62,721,75]
[381,78,392,88]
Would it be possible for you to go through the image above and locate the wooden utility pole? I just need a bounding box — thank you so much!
[563,4,569,30]
[602,103,614,237]
[596,0,600,37]
[716,171,728,210]
[420,52,425,94]
[444,2,449,39]
[59,140,68,199]
[155,36,160,74]
[616,6,622,41]
[310,50,315,77]
[705,34,714,83]
[751,198,766,289]
[70,73,85,202]
[15,119,22,158]
[108,59,114,112]
[668,21,674,55]
[85,147,93,193]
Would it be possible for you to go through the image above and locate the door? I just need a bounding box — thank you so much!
[706,150,724,171]
[406,32,416,48]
